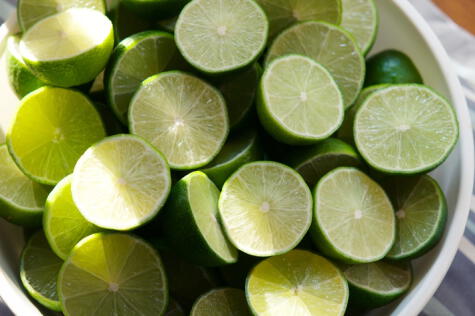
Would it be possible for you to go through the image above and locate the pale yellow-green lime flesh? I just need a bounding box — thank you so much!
[340,0,378,54]
[191,288,251,316]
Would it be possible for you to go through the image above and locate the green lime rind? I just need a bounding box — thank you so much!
[122,0,189,19]
[0,145,49,227]
[246,249,349,316]
[342,260,412,309]
[311,167,396,264]
[200,129,263,188]
[58,233,168,316]
[354,84,459,174]
[286,138,361,188]
[44,175,103,260]
[161,171,238,266]
[6,35,45,98]
[384,175,448,260]
[20,231,63,312]
[191,288,251,316]
[104,30,186,124]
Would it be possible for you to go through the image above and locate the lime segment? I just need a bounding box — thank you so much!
[191,288,251,316]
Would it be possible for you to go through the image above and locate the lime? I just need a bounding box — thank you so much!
[7,87,106,185]
[72,135,171,231]
[384,175,447,260]
[365,50,423,86]
[166,299,185,316]
[341,261,412,309]
[58,233,168,316]
[0,145,49,227]
[258,54,344,145]
[20,231,63,311]
[6,35,45,98]
[201,129,263,187]
[129,71,229,170]
[312,167,395,263]
[340,0,378,55]
[17,0,107,31]
[266,21,365,108]
[219,161,312,256]
[44,175,102,260]
[246,249,349,316]
[161,171,238,266]
[122,0,189,19]
[20,8,114,87]
[105,31,186,124]
[191,288,251,316]
[286,138,361,188]
[175,0,268,74]
[354,84,459,174]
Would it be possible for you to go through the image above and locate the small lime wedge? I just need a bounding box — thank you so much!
[191,288,251,316]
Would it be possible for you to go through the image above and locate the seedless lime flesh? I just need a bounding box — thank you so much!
[246,250,349,316]
[191,288,251,316]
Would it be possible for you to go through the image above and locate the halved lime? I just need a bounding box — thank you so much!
[0,145,49,227]
[266,21,365,108]
[72,135,171,231]
[166,299,185,316]
[6,35,45,98]
[129,71,229,170]
[122,0,189,19]
[341,261,412,309]
[20,8,114,87]
[175,0,268,74]
[340,0,378,55]
[7,86,106,185]
[191,288,251,316]
[255,0,342,40]
[246,249,349,316]
[20,231,63,311]
[286,138,361,188]
[201,129,263,187]
[384,175,447,260]
[44,175,102,260]
[58,233,168,316]
[219,161,312,256]
[161,171,238,266]
[17,0,107,31]
[104,31,186,124]
[312,167,395,263]
[354,84,459,174]
[258,54,344,145]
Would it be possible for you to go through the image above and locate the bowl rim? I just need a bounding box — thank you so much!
[0,1,474,315]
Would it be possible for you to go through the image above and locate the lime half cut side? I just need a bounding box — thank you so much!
[384,175,447,260]
[7,87,106,185]
[175,0,268,74]
[312,167,395,263]
[266,21,365,108]
[246,249,349,316]
[191,288,251,316]
[72,135,171,231]
[258,55,344,145]
[20,231,63,311]
[354,84,459,174]
[58,233,168,316]
[219,161,312,257]
[129,71,229,170]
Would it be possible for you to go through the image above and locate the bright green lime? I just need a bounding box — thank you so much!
[20,8,114,87]
[312,167,395,263]
[354,84,459,174]
[258,54,344,145]
[129,71,229,170]
[122,0,189,19]
[191,288,251,316]
[219,161,312,257]
[58,233,168,316]
[7,86,106,185]
[162,171,238,266]
[246,249,349,316]
[266,21,365,108]
[175,0,268,74]
[72,135,171,231]
[44,175,102,260]
[384,175,448,260]
[20,231,63,311]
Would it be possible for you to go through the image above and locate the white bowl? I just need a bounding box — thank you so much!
[0,1,473,315]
